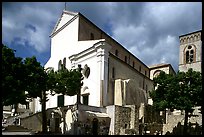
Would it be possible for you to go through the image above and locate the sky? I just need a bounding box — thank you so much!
[2,2,202,72]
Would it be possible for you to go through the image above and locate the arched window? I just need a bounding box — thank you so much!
[82,86,90,105]
[63,57,66,68]
[58,60,62,70]
[185,45,195,64]
[153,70,161,78]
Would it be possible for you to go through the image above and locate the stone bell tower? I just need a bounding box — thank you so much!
[178,30,202,72]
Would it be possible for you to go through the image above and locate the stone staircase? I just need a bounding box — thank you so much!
[4,110,32,127]
[4,125,33,132]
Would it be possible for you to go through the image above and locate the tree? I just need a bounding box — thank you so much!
[54,64,83,97]
[53,64,83,134]
[150,69,202,135]
[2,44,27,116]
[23,57,59,133]
[2,44,84,133]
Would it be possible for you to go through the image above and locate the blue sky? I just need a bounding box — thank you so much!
[2,2,202,72]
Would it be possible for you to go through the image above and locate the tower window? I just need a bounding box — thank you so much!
[185,45,195,64]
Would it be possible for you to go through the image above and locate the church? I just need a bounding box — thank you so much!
[3,9,202,135]
[35,9,154,135]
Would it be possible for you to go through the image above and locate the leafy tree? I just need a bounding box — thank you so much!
[150,69,202,135]
[54,64,83,98]
[2,44,27,116]
[2,44,84,134]
[23,56,48,133]
[23,57,58,133]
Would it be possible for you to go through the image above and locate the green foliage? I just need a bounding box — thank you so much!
[2,44,27,106]
[23,56,47,99]
[150,69,202,112]
[54,66,83,96]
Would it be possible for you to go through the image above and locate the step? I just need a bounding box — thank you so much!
[5,125,32,132]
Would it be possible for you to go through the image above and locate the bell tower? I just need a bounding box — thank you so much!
[178,30,202,72]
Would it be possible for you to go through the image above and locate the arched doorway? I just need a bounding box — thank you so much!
[92,118,98,135]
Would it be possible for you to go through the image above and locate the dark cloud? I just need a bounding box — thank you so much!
[2,2,202,70]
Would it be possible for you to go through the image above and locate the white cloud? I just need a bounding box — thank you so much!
[2,2,202,70]
[2,2,63,53]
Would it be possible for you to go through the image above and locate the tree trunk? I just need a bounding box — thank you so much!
[41,90,47,133]
[183,109,189,135]
[14,103,18,116]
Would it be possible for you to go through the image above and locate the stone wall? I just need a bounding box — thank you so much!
[114,105,131,135]
[20,107,60,132]
[163,107,202,134]
[125,105,139,134]
[20,111,42,132]
[144,105,166,124]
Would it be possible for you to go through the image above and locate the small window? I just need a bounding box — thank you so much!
[115,50,118,56]
[146,85,148,92]
[139,66,141,72]
[145,70,147,76]
[57,95,64,107]
[125,56,127,63]
[90,33,94,40]
[112,67,115,79]
[133,61,135,68]
[83,95,89,105]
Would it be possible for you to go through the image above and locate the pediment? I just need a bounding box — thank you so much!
[50,10,78,36]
